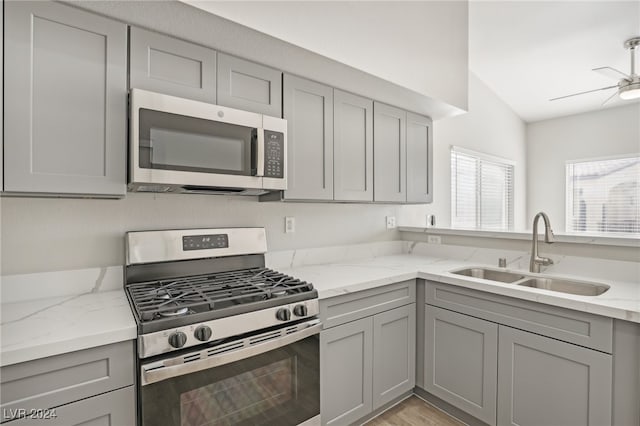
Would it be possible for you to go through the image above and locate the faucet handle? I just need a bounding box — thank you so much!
[540,257,554,266]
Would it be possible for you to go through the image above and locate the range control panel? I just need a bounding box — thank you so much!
[182,234,229,251]
[263,130,284,178]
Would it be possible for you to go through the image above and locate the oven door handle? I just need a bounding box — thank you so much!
[140,319,322,386]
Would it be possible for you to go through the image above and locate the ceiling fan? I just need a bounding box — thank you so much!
[550,36,640,104]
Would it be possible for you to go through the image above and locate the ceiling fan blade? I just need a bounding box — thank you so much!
[602,90,619,106]
[593,66,630,81]
[549,85,618,101]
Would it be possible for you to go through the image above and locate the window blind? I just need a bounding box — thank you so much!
[451,147,514,231]
[566,155,640,235]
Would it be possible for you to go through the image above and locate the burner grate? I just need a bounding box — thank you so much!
[127,267,314,322]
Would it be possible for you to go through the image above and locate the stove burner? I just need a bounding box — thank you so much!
[127,267,314,324]
[156,293,189,317]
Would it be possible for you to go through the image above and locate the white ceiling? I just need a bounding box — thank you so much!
[469,1,640,122]
[184,1,639,123]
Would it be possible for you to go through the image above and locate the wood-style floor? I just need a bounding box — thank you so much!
[364,396,465,426]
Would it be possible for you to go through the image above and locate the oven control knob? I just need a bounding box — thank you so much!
[276,308,291,321]
[293,305,308,317]
[194,325,212,342]
[168,331,187,348]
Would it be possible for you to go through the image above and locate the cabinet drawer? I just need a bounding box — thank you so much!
[8,386,135,426]
[426,281,612,353]
[1,341,134,422]
[320,280,415,329]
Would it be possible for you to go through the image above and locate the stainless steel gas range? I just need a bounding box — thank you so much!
[124,228,321,426]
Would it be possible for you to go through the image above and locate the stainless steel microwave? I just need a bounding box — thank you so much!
[128,89,287,195]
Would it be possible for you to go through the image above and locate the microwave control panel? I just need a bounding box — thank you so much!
[263,130,284,178]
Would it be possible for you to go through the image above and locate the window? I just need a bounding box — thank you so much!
[451,147,514,231]
[566,155,640,235]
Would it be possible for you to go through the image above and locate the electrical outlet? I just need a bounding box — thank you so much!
[427,235,441,244]
[386,216,397,229]
[285,216,295,233]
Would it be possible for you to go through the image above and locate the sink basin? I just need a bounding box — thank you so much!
[451,268,525,283]
[517,277,610,296]
[450,267,610,297]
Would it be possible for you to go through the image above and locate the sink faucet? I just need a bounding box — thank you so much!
[530,212,554,273]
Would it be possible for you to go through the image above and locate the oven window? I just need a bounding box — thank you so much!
[138,109,254,176]
[180,358,293,426]
[140,335,319,426]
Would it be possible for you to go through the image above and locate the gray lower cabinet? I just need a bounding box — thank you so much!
[497,325,612,426]
[4,1,127,197]
[9,386,135,426]
[333,90,373,202]
[373,102,407,203]
[406,112,433,203]
[372,304,416,409]
[424,305,498,425]
[1,341,135,425]
[129,26,217,103]
[320,300,416,426]
[217,53,282,117]
[282,74,334,200]
[320,317,373,426]
[423,281,614,426]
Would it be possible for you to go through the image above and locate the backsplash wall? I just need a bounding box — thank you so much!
[0,194,400,275]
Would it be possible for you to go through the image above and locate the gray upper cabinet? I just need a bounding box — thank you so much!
[406,112,433,203]
[372,304,416,410]
[320,317,373,426]
[129,27,216,103]
[217,53,282,117]
[374,102,407,203]
[4,1,127,197]
[497,325,612,426]
[283,74,334,200]
[333,90,373,202]
[424,305,498,425]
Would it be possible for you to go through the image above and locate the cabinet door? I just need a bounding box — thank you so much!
[424,305,498,425]
[497,326,612,426]
[373,102,406,202]
[334,90,373,202]
[372,304,416,409]
[283,74,334,200]
[10,386,135,426]
[406,112,433,203]
[320,317,373,425]
[4,1,127,196]
[129,27,216,103]
[217,53,282,117]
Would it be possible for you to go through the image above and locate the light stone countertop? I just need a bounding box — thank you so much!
[273,242,640,323]
[0,267,137,367]
[1,241,638,367]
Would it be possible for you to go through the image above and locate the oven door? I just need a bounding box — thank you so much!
[139,320,321,426]
[129,88,267,192]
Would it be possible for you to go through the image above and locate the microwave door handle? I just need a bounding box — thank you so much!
[255,128,265,177]
[140,320,321,386]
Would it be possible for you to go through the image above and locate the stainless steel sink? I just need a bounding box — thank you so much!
[517,277,610,296]
[451,268,525,283]
[450,267,610,296]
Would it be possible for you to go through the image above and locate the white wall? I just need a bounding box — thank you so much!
[527,103,640,232]
[184,1,469,111]
[0,195,399,275]
[399,73,527,229]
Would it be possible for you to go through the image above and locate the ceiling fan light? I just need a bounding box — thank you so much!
[619,83,640,100]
